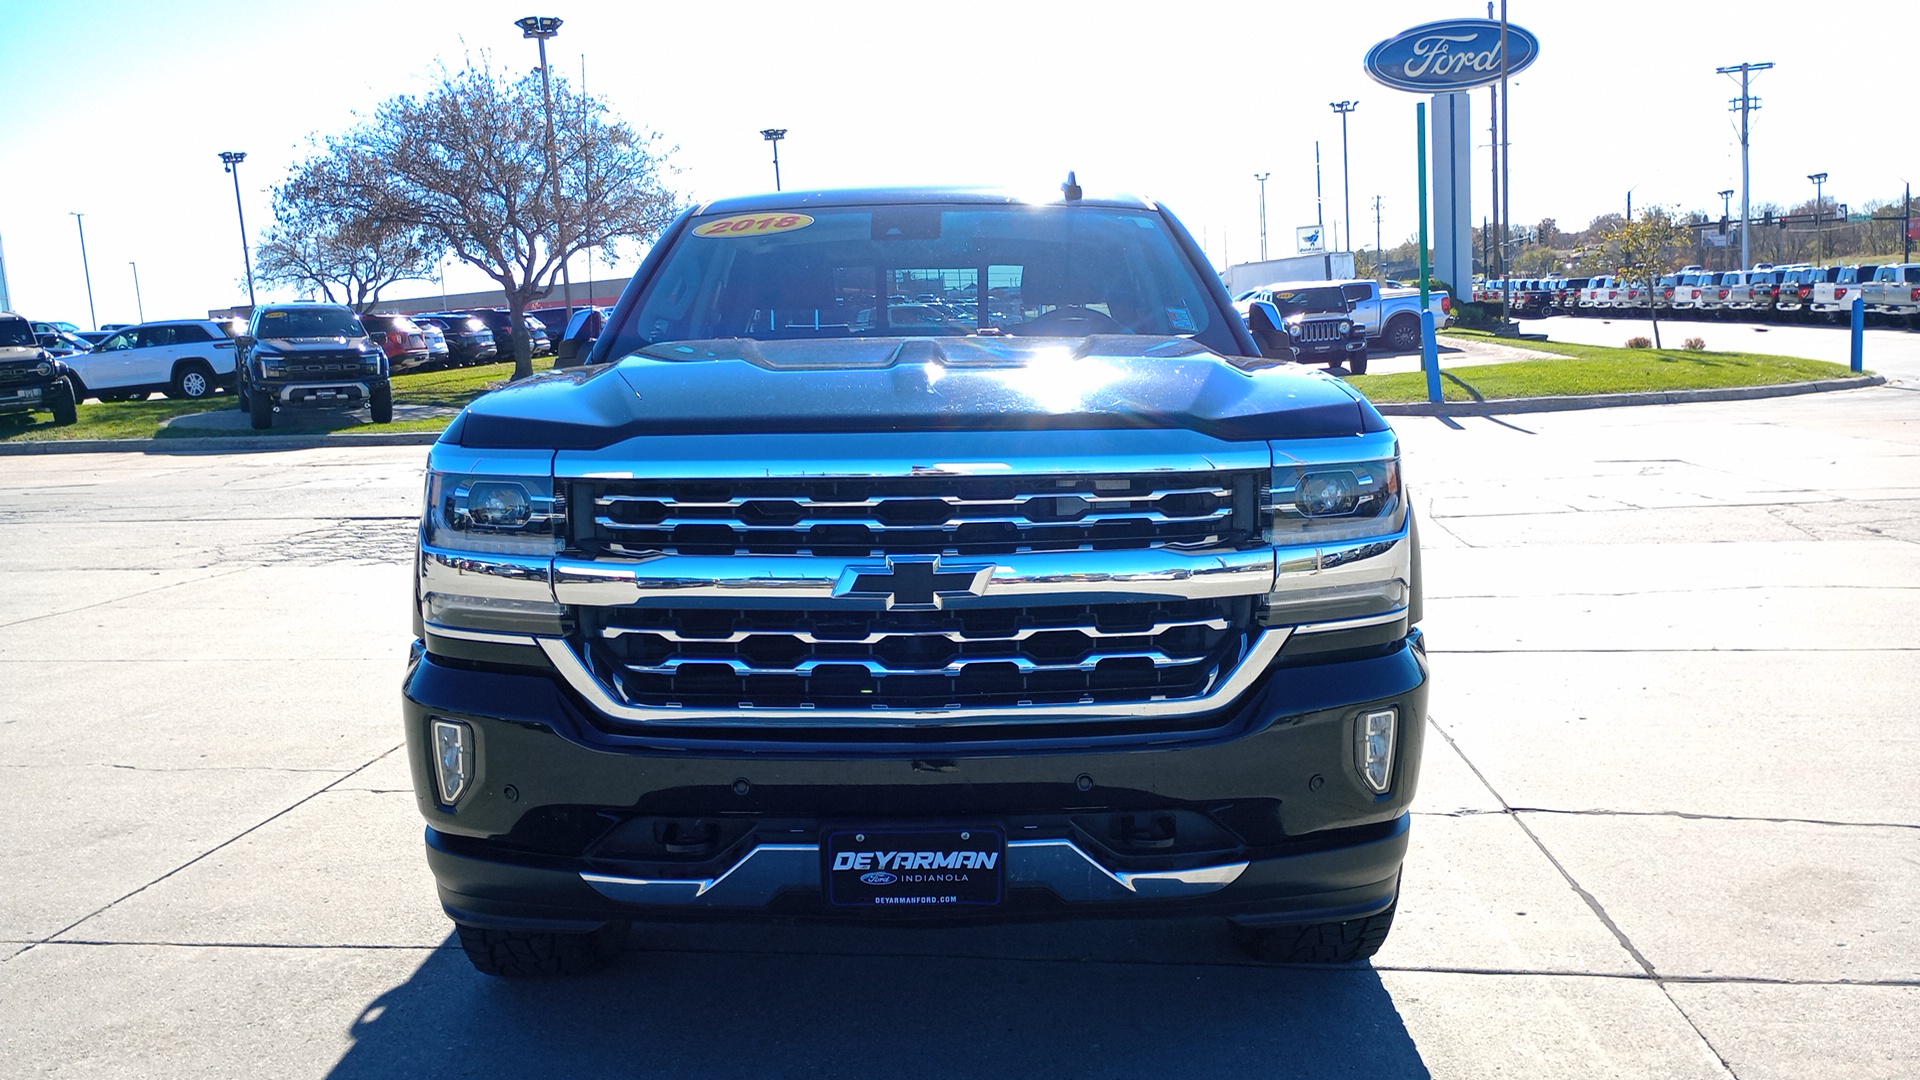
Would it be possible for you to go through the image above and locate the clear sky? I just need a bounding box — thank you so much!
[1,0,1905,326]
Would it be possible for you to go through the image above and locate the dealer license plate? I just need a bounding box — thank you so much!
[824,826,1004,907]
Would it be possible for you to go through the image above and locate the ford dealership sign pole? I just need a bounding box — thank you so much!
[1366,15,1540,403]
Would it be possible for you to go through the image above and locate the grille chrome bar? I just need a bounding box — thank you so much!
[600,616,1231,644]
[619,649,1189,677]
[537,629,1291,726]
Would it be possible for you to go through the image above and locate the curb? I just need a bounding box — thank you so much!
[0,375,1892,453]
[1374,374,1886,417]
[0,431,443,456]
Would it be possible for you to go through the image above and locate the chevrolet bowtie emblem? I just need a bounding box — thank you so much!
[833,557,994,610]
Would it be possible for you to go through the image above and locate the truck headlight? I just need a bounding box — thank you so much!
[426,472,560,556]
[1268,457,1403,544]
[255,349,287,378]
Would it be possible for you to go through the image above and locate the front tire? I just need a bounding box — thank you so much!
[369,383,393,424]
[1346,351,1369,376]
[249,391,273,430]
[454,921,628,977]
[50,381,78,426]
[1232,896,1398,965]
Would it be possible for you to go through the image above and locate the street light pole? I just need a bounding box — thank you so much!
[1808,172,1828,266]
[517,16,573,321]
[70,213,96,330]
[217,152,256,310]
[1330,101,1357,253]
[1254,173,1270,261]
[129,262,144,323]
[761,129,787,191]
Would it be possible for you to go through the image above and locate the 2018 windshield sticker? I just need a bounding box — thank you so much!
[693,213,815,238]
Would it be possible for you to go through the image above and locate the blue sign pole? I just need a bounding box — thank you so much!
[1850,294,1864,373]
[1418,102,1441,405]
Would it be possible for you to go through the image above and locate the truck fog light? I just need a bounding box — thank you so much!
[431,719,473,804]
[1355,708,1397,793]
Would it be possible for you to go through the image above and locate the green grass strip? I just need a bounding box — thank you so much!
[1349,334,1859,404]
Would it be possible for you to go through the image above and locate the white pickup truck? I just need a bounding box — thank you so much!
[1862,263,1920,319]
[1808,264,1878,321]
[1254,278,1450,353]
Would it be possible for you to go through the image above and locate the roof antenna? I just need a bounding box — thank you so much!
[1061,171,1082,201]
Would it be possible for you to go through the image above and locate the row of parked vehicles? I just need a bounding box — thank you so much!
[1475,262,1920,325]
[2,303,591,430]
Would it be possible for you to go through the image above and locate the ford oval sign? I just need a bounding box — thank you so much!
[860,871,898,886]
[1364,19,1539,93]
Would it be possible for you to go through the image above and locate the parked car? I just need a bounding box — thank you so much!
[1774,266,1817,317]
[554,306,614,366]
[1808,265,1878,321]
[235,303,391,429]
[420,321,450,368]
[524,314,553,356]
[0,313,79,426]
[416,315,498,366]
[435,309,531,359]
[63,319,236,403]
[1577,275,1619,313]
[74,330,114,346]
[1862,263,1920,320]
[1235,284,1370,373]
[34,330,93,357]
[359,313,433,372]
[1320,279,1451,351]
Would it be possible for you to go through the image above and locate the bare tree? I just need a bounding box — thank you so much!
[324,56,678,378]
[255,146,440,312]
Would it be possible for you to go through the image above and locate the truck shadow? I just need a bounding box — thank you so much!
[328,921,1429,1079]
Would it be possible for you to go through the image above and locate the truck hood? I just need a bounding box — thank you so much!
[0,345,48,364]
[444,335,1388,450]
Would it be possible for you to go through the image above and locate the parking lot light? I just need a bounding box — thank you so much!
[218,152,256,310]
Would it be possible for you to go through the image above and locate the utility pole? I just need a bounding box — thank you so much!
[128,262,144,323]
[761,129,787,191]
[1905,181,1912,265]
[1717,60,1773,270]
[1313,143,1324,238]
[1330,101,1358,253]
[217,153,255,310]
[516,16,572,320]
[70,213,97,330]
[1254,173,1270,261]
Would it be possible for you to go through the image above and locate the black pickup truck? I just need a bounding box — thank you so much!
[405,186,1428,976]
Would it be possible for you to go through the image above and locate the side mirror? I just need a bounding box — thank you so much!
[1247,301,1295,361]
[234,334,256,349]
[37,334,58,348]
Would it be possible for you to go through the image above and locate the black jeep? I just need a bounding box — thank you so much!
[0,313,79,427]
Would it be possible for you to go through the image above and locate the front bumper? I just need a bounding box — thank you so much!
[402,634,1427,930]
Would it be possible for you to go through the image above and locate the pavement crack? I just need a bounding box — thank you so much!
[1425,715,1742,1079]
[7,743,406,964]
[1511,806,1919,832]
[0,566,252,631]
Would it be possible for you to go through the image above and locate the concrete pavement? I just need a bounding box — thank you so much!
[1,384,1917,1078]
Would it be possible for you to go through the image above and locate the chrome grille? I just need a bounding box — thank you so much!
[570,472,1260,557]
[580,598,1254,711]
[280,351,366,375]
[0,365,40,386]
[1294,321,1342,342]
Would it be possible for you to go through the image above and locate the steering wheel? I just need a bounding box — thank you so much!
[1018,306,1124,336]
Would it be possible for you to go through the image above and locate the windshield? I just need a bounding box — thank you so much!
[617,203,1227,352]
[1267,287,1348,315]
[258,308,365,338]
[0,318,36,347]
